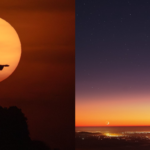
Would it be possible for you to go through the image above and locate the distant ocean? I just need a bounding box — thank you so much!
[76,126,150,133]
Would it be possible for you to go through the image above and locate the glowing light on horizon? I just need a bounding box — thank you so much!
[104,133,123,137]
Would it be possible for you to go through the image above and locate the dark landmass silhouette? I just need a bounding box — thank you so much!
[0,65,9,70]
[76,132,150,150]
[0,106,55,150]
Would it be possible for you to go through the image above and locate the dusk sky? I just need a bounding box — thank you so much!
[0,0,74,149]
[76,0,150,126]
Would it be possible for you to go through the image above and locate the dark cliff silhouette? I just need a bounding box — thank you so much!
[0,65,9,70]
[0,106,52,150]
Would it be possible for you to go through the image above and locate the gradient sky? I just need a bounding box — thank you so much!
[76,0,150,126]
[0,0,74,150]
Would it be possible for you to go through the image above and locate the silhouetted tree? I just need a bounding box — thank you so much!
[30,140,51,150]
[0,106,51,150]
[0,106,30,149]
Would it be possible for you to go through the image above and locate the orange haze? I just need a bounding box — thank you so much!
[76,93,150,127]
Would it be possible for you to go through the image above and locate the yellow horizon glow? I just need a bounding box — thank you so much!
[0,18,21,82]
[76,93,150,126]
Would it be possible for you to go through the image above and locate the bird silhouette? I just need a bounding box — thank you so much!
[0,65,9,70]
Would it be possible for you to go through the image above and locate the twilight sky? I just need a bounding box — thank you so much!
[0,0,74,149]
[76,0,150,126]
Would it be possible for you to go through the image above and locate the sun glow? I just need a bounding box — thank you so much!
[0,18,21,82]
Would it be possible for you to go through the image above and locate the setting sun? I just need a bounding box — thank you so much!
[0,18,21,82]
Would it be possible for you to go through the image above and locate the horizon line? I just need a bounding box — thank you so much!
[76,125,150,127]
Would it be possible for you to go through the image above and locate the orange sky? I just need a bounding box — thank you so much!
[76,93,150,127]
[0,0,74,149]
